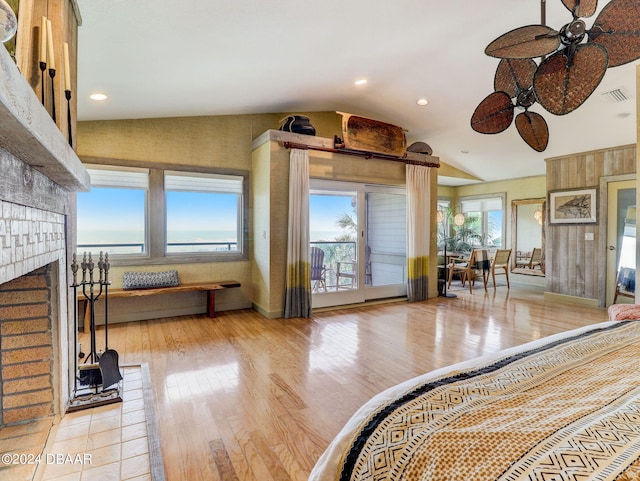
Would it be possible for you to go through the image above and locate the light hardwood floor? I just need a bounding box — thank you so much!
[80,285,609,481]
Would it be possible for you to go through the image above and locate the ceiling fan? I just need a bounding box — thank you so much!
[471,0,640,152]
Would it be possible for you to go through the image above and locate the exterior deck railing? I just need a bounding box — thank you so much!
[77,242,238,254]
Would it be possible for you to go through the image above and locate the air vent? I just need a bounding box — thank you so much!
[600,87,631,103]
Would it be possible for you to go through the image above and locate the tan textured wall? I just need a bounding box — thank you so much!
[267,144,291,315]
[78,112,442,318]
[250,142,272,316]
[255,137,439,316]
[78,112,342,168]
[77,112,342,319]
[453,175,547,251]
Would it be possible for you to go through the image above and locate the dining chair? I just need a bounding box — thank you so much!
[528,247,543,270]
[448,249,489,293]
[490,249,512,290]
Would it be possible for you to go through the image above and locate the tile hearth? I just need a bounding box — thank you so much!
[0,364,163,481]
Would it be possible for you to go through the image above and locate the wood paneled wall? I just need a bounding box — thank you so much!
[545,144,636,304]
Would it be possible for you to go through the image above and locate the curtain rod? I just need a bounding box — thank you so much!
[282,141,440,168]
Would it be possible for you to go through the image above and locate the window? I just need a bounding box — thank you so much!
[77,166,149,255]
[164,171,243,254]
[77,163,248,264]
[460,195,505,247]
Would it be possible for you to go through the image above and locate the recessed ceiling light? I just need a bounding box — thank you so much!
[354,79,368,86]
[90,93,107,101]
[417,98,429,106]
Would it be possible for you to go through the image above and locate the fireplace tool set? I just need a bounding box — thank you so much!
[68,252,123,412]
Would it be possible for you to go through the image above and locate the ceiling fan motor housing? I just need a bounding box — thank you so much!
[560,19,587,45]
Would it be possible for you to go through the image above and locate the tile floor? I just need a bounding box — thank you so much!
[0,365,162,481]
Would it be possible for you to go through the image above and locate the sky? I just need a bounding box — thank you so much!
[77,188,145,233]
[309,194,355,240]
[78,188,353,245]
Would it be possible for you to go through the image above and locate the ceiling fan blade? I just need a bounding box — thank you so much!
[494,58,537,97]
[470,91,514,134]
[561,0,598,18]
[485,25,560,59]
[533,43,608,115]
[515,111,549,152]
[589,0,640,67]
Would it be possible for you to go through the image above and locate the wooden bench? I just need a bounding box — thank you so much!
[80,281,241,332]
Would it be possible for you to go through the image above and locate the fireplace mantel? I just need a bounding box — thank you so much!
[0,45,89,192]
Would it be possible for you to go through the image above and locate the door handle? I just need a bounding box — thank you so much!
[608,245,616,251]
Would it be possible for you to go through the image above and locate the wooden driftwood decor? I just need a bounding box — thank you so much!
[338,112,406,156]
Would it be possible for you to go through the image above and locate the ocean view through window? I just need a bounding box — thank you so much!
[165,171,243,254]
[77,163,248,263]
[77,166,149,255]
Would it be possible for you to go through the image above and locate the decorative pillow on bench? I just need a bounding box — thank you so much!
[122,270,180,290]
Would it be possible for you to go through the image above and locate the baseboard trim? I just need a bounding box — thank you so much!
[251,302,282,319]
[543,291,599,308]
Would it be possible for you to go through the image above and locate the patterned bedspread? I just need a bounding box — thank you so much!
[309,321,640,481]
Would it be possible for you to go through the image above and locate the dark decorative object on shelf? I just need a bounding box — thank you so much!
[279,115,316,136]
[407,141,433,156]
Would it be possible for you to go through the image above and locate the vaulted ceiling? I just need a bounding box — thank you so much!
[76,0,639,185]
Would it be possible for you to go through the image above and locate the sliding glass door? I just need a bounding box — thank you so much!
[310,180,407,308]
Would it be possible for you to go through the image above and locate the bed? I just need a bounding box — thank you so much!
[309,320,640,481]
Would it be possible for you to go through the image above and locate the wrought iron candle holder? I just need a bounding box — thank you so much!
[48,67,56,123]
[39,61,46,105]
[65,89,72,146]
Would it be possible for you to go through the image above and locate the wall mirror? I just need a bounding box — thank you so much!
[511,198,546,274]
[613,205,636,302]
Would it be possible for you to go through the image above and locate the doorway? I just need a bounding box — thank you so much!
[309,180,407,308]
[606,179,636,306]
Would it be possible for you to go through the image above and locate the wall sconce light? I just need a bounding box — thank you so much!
[454,213,465,226]
[437,210,445,223]
[533,207,542,221]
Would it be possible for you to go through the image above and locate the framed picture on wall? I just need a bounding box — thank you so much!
[548,187,598,224]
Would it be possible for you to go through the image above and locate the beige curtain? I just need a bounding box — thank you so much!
[406,164,431,302]
[283,148,311,318]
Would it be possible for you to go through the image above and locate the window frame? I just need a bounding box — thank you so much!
[78,165,150,257]
[459,193,506,248]
[78,159,249,266]
[164,170,244,257]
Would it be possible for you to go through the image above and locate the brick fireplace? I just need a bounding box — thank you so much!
[0,41,89,427]
[0,265,57,425]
